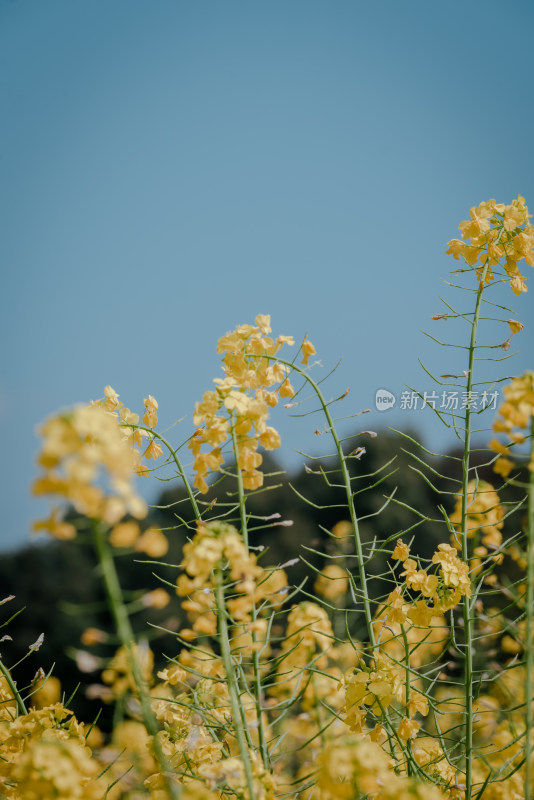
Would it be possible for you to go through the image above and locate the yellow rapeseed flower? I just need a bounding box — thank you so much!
[301,338,316,365]
[490,371,534,477]
[33,402,147,535]
[134,527,168,558]
[314,564,349,601]
[392,539,410,561]
[447,196,533,294]
[189,316,299,493]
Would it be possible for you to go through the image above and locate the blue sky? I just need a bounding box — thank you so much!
[1,0,533,549]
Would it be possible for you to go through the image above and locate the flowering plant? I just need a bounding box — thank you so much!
[0,198,533,800]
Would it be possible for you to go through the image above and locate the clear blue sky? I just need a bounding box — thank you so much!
[1,0,533,549]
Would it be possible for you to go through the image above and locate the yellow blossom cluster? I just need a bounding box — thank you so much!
[411,738,460,795]
[155,648,229,737]
[489,370,534,477]
[449,480,504,548]
[314,563,349,601]
[31,675,62,708]
[32,402,148,537]
[446,195,533,294]
[97,386,162,476]
[189,314,315,493]
[109,520,169,557]
[31,388,173,552]
[374,596,447,670]
[428,663,530,799]
[318,736,446,800]
[110,719,156,783]
[176,520,288,638]
[277,602,334,665]
[133,647,277,798]
[390,540,471,620]
[101,642,154,700]
[1,653,229,799]
[0,703,108,799]
[449,481,504,573]
[344,653,404,731]
[330,519,353,540]
[270,602,335,700]
[197,752,275,800]
[0,676,16,722]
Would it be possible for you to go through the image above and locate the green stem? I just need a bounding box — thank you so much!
[524,422,534,800]
[460,261,489,799]
[400,623,413,777]
[92,521,181,800]
[215,571,257,800]
[230,418,249,549]
[230,418,270,770]
[0,657,27,716]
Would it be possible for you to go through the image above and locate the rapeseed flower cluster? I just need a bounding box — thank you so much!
[109,520,169,557]
[314,564,349,601]
[270,602,335,701]
[449,481,504,574]
[175,520,288,639]
[489,370,534,478]
[32,402,148,537]
[189,315,315,492]
[318,737,447,800]
[0,703,108,800]
[32,388,173,557]
[390,540,471,620]
[446,196,533,294]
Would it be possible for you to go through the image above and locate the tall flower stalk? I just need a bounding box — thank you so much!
[444,196,533,798]
[92,521,181,800]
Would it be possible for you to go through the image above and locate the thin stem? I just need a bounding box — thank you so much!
[400,623,413,777]
[230,417,249,549]
[460,261,489,799]
[230,416,270,770]
[0,656,27,716]
[92,521,181,800]
[215,571,256,800]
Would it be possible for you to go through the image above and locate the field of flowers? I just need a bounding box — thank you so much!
[1,197,533,799]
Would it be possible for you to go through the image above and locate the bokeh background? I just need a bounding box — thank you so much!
[2,0,534,550]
